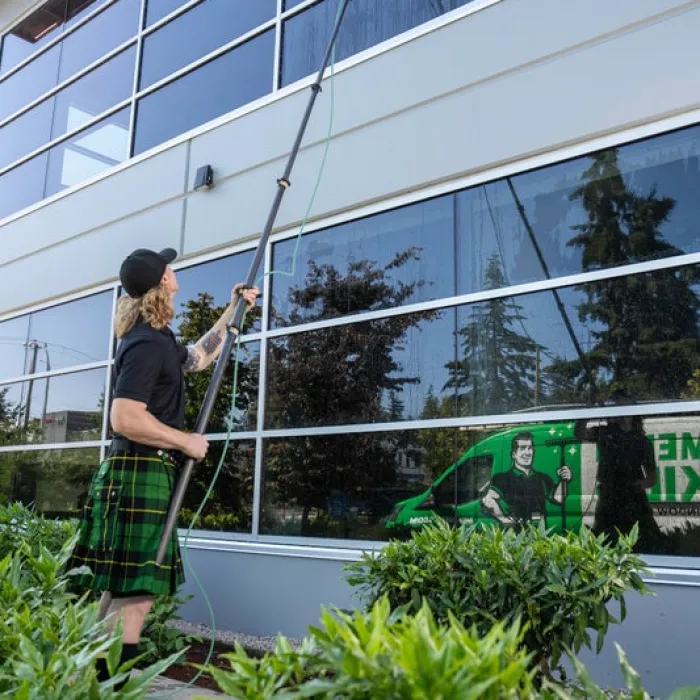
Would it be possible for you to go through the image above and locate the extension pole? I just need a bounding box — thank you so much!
[156,0,351,565]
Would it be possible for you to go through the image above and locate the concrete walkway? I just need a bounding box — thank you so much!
[139,672,229,699]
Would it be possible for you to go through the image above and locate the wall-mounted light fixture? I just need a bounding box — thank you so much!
[194,164,214,191]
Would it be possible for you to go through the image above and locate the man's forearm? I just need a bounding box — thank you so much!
[113,407,189,452]
[185,303,240,371]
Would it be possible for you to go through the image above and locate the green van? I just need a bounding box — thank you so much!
[385,416,700,537]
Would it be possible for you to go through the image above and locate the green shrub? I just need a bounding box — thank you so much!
[0,531,179,699]
[195,596,694,700]
[345,519,652,678]
[138,592,201,666]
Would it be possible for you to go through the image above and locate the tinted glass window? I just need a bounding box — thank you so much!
[0,447,100,516]
[140,0,275,89]
[0,45,60,121]
[260,427,466,540]
[0,99,54,169]
[0,152,48,220]
[0,368,106,446]
[45,106,130,196]
[133,30,274,155]
[281,0,473,86]
[283,0,307,10]
[0,316,30,379]
[270,197,455,328]
[458,124,700,293]
[266,264,699,429]
[178,439,255,533]
[145,0,190,27]
[0,0,107,74]
[173,250,261,333]
[57,0,139,83]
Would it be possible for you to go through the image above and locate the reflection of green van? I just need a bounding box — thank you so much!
[386,417,700,537]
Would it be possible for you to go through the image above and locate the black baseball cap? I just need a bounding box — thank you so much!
[119,247,177,297]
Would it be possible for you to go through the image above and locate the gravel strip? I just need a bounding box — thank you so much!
[168,619,303,654]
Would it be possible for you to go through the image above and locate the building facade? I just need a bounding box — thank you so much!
[1,0,699,694]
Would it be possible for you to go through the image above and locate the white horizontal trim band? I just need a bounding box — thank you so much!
[265,253,700,339]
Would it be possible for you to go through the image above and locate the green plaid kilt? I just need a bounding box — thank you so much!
[67,449,185,596]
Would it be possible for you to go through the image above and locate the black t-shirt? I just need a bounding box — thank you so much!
[490,469,555,523]
[112,321,189,431]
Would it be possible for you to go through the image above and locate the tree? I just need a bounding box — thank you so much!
[265,250,441,535]
[549,148,699,401]
[445,254,542,415]
[175,292,261,528]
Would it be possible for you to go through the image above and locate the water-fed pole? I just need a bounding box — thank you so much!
[156,0,352,565]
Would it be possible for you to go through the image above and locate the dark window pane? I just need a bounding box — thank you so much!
[261,412,700,556]
[145,0,190,27]
[0,46,135,171]
[173,250,262,334]
[25,292,113,373]
[45,106,130,196]
[266,264,699,429]
[281,0,473,86]
[0,152,48,220]
[0,447,100,517]
[458,124,700,293]
[57,0,139,83]
[176,439,255,533]
[270,197,455,328]
[0,316,30,380]
[140,0,275,89]
[0,1,109,75]
[260,428,464,540]
[133,30,274,155]
[0,368,106,446]
[283,0,308,10]
[0,45,61,121]
[0,99,54,169]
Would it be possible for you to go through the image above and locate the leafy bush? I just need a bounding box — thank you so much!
[0,531,178,699]
[0,501,77,560]
[345,519,652,678]
[195,596,696,700]
[138,592,201,666]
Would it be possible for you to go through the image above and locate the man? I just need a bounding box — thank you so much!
[480,431,571,526]
[66,247,259,683]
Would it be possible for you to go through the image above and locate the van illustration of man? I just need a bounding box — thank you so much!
[480,431,571,526]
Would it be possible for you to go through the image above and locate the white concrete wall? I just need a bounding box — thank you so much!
[2,0,700,313]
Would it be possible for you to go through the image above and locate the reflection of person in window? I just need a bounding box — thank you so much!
[574,411,663,552]
[481,432,571,526]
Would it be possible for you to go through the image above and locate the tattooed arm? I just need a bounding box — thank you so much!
[183,283,260,372]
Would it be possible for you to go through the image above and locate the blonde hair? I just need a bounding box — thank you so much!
[114,284,174,338]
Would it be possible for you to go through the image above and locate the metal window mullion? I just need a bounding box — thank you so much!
[127,0,148,158]
[141,0,206,36]
[264,252,700,340]
[0,0,122,84]
[251,240,274,536]
[256,400,700,439]
[0,361,111,388]
[0,440,103,454]
[272,0,283,91]
[100,287,119,460]
[0,37,137,131]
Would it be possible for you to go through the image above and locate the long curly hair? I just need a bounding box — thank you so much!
[114,284,174,338]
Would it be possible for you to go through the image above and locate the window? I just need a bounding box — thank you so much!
[432,455,493,505]
[144,0,189,27]
[0,46,135,169]
[133,30,274,155]
[0,447,101,517]
[139,0,275,90]
[280,0,474,86]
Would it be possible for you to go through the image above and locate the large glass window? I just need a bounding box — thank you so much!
[0,47,135,169]
[0,368,106,446]
[0,447,100,517]
[139,0,275,89]
[280,0,474,86]
[266,264,699,429]
[133,30,274,155]
[144,0,190,27]
[0,0,139,122]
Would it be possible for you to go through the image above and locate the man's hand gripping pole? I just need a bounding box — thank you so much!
[156,0,351,566]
